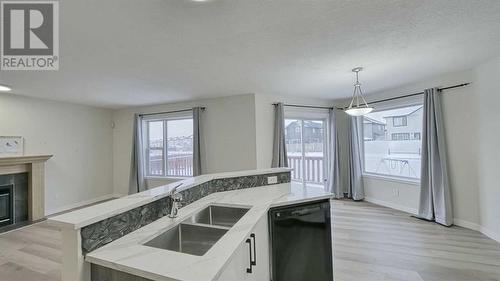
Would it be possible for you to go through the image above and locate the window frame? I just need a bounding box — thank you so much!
[392,116,407,127]
[391,133,411,141]
[142,112,194,179]
[145,120,165,177]
[361,103,423,184]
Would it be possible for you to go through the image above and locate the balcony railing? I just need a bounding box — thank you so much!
[148,153,193,177]
[287,155,324,185]
[149,153,324,183]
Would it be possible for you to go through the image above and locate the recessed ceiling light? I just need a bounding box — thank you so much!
[0,84,12,92]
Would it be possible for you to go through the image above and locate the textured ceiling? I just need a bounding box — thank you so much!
[2,0,500,108]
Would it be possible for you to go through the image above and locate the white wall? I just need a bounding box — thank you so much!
[475,57,500,241]
[0,94,114,215]
[334,62,500,240]
[112,94,258,195]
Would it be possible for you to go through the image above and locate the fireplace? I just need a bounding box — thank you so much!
[0,185,13,227]
[0,155,51,226]
[0,173,29,229]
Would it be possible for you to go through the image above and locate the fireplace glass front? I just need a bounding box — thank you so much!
[0,185,13,227]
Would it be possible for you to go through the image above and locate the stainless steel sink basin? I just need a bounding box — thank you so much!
[144,205,250,256]
[185,205,250,228]
[144,223,228,256]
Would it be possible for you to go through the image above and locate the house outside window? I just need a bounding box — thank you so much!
[142,114,194,177]
[362,104,423,181]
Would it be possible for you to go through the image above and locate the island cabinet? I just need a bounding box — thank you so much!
[216,214,270,281]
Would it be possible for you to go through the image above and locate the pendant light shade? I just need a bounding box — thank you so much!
[345,107,373,116]
[0,84,12,92]
[345,67,373,116]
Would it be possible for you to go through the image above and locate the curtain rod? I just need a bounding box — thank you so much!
[360,83,470,107]
[139,107,206,117]
[274,83,470,111]
[272,83,469,111]
[272,103,339,110]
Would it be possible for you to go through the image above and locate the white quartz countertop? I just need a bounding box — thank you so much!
[48,168,291,229]
[86,182,332,281]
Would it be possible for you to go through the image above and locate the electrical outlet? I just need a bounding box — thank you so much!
[267,176,278,184]
[392,188,399,197]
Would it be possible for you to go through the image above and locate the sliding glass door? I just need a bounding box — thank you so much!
[284,118,327,187]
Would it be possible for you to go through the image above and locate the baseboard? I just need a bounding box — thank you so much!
[453,219,500,243]
[112,193,128,198]
[453,218,480,231]
[479,225,500,243]
[364,196,418,215]
[46,194,118,216]
[364,197,500,243]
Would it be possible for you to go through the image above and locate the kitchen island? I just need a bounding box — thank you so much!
[49,168,332,281]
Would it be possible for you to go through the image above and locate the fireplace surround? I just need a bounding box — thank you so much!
[0,155,52,224]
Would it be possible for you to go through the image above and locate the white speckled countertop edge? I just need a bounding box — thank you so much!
[48,168,292,230]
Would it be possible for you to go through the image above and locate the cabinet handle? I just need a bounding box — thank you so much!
[246,238,252,273]
[250,233,256,266]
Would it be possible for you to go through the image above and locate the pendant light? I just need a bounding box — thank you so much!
[345,67,373,116]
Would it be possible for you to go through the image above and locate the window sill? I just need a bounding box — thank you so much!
[362,173,420,186]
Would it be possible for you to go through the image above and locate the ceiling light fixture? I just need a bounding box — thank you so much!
[345,67,373,116]
[0,84,12,92]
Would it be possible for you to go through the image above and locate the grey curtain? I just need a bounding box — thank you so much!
[271,103,288,168]
[348,116,364,200]
[326,109,342,197]
[129,113,146,194]
[193,107,203,176]
[418,88,453,226]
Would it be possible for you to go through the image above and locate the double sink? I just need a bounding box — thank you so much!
[144,205,250,256]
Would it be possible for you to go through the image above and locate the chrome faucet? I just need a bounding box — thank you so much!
[168,183,183,218]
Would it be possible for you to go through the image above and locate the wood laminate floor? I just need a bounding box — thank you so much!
[0,200,499,281]
[333,201,500,281]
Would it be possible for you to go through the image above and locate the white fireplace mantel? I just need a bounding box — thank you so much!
[0,154,52,221]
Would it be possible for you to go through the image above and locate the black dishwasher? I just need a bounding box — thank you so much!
[269,199,333,281]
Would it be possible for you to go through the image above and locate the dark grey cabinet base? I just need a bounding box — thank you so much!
[91,264,153,281]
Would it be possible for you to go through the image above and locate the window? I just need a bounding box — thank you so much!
[143,115,193,177]
[362,105,423,180]
[285,118,327,187]
[393,116,407,127]
[391,133,410,141]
